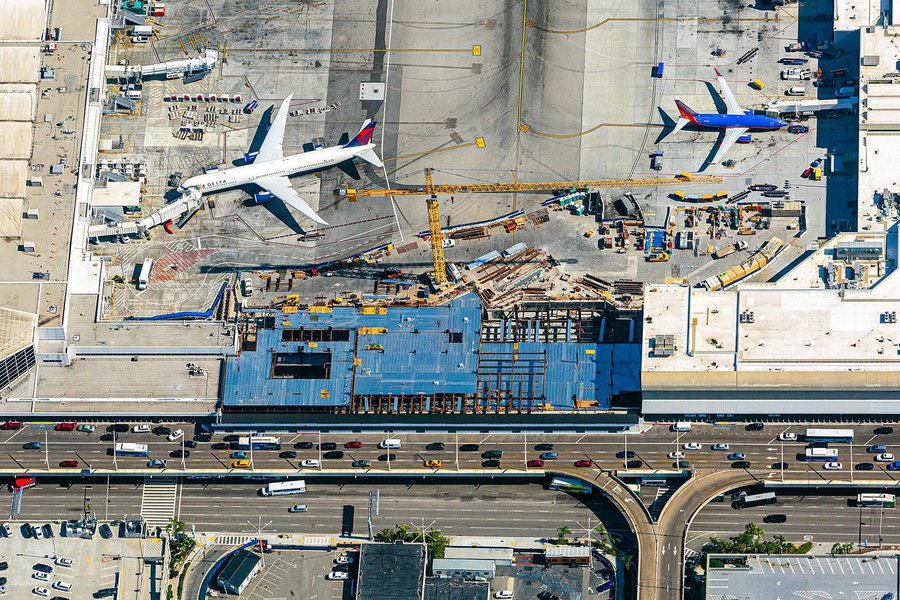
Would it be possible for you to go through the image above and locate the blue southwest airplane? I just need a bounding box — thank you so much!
[672,69,788,165]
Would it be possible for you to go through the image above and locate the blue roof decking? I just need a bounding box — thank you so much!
[223,294,637,410]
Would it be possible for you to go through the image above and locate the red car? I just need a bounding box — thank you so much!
[526,459,544,468]
[59,460,79,468]
[11,475,36,491]
[344,441,362,449]
[55,422,77,432]
[574,459,593,468]
[0,421,22,430]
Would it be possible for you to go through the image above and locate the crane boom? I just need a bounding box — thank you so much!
[424,169,447,284]
[336,174,724,200]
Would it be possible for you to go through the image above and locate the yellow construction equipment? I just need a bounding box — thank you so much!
[335,168,722,284]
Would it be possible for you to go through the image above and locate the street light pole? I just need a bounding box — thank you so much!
[44,430,49,470]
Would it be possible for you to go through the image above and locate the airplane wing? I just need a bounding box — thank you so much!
[256,175,328,225]
[710,127,747,165]
[255,94,293,163]
[714,69,743,115]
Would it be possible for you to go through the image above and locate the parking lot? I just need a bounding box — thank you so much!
[235,548,355,600]
[1,521,147,599]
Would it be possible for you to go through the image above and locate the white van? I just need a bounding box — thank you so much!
[785,87,806,96]
[378,438,401,449]
[671,421,693,432]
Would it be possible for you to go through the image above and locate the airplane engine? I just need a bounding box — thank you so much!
[737,133,752,143]
[253,191,272,205]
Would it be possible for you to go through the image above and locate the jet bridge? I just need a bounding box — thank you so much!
[105,49,217,80]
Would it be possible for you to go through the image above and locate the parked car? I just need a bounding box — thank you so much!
[294,441,314,449]
[875,427,894,435]
[344,441,363,449]
[495,592,515,599]
[99,524,113,539]
[335,555,355,565]
[32,587,50,598]
[58,460,79,468]
[727,453,746,461]
[1,523,10,537]
[279,451,297,459]
[288,504,307,513]
[300,459,321,468]
[711,443,730,451]
[51,582,72,592]
[823,461,843,470]
[54,558,73,568]
[326,571,350,580]
[152,426,171,436]
[147,459,167,468]
[526,459,544,468]
[132,424,151,433]
[41,524,53,538]
[54,423,77,432]
[0,422,21,430]
[857,463,875,471]
[76,424,96,433]
[574,459,593,468]
[426,442,445,451]
[33,572,50,582]
[94,588,117,598]
[33,564,53,574]
[745,423,765,431]
[351,459,371,468]
[683,443,702,450]
[778,432,797,441]
[166,429,184,442]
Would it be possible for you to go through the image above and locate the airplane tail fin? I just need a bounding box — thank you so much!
[344,119,377,148]
[672,99,697,134]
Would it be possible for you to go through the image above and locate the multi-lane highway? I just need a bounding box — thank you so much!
[3,422,900,481]
[12,479,634,540]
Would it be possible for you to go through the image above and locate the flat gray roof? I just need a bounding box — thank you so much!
[706,554,900,599]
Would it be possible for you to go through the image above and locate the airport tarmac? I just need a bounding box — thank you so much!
[86,0,848,316]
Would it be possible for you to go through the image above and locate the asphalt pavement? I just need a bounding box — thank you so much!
[3,422,900,482]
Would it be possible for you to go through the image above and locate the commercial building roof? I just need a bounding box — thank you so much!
[0,198,23,237]
[357,543,425,600]
[431,558,496,576]
[0,306,36,360]
[91,181,141,207]
[444,547,514,564]
[0,47,41,83]
[545,545,592,558]
[216,549,260,592]
[223,294,639,412]
[0,161,27,198]
[0,0,47,40]
[425,579,489,600]
[0,122,33,159]
[705,554,900,599]
[0,87,36,121]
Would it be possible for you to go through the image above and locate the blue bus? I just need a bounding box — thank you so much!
[114,443,149,457]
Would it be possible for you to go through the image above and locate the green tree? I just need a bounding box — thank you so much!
[426,530,450,559]
[556,526,571,545]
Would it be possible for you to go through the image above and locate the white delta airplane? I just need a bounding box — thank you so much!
[179,94,383,225]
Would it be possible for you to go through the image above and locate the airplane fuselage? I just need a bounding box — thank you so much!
[179,142,378,195]
[689,112,786,130]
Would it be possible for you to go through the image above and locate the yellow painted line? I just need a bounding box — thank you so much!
[532,15,779,35]
[226,48,474,54]
[382,141,477,163]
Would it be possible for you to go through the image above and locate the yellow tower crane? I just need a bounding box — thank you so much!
[334,169,723,283]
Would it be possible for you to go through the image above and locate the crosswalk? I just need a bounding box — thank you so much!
[140,476,179,528]
[209,535,256,546]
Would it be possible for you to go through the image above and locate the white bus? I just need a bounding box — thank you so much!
[805,428,854,443]
[735,491,776,509]
[114,442,149,457]
[137,258,153,290]
[261,480,306,497]
[805,447,839,462]
[234,436,281,450]
[857,493,896,508]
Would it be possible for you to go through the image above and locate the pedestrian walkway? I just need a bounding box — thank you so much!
[140,476,179,528]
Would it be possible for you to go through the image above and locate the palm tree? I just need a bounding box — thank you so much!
[556,526,571,544]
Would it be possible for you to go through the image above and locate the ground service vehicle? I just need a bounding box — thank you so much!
[261,480,306,496]
[137,259,153,290]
